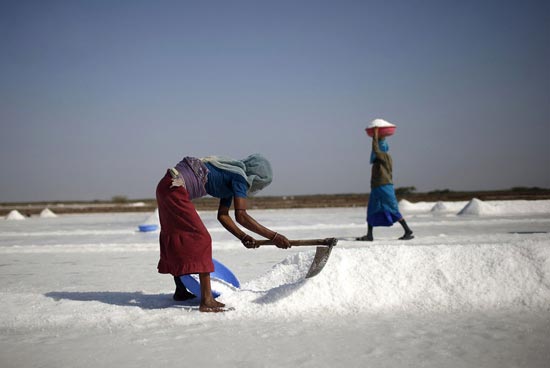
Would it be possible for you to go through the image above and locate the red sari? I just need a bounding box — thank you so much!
[155,171,214,276]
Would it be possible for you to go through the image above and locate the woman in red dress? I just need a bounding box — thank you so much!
[156,154,290,312]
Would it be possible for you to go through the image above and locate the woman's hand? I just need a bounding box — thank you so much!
[374,126,379,139]
[241,234,258,249]
[272,233,291,249]
[232,198,291,249]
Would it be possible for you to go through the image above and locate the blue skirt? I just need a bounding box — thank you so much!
[367,184,402,227]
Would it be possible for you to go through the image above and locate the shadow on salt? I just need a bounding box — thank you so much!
[45,291,190,310]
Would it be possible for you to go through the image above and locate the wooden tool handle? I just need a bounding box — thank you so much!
[254,237,338,247]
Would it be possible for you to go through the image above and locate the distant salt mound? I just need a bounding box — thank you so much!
[6,210,26,220]
[138,208,160,232]
[128,202,146,207]
[431,201,451,214]
[398,199,416,211]
[457,198,498,216]
[398,199,433,212]
[143,208,159,225]
[40,208,58,218]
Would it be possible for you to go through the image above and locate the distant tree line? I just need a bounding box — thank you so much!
[394,187,548,196]
[510,186,547,192]
[394,186,417,196]
[111,195,129,203]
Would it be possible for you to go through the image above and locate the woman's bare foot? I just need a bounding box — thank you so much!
[199,298,226,313]
[197,273,230,312]
[199,305,226,313]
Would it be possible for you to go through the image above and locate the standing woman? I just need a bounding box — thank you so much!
[356,127,414,241]
[156,154,290,312]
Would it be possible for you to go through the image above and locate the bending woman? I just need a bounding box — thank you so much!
[156,154,290,312]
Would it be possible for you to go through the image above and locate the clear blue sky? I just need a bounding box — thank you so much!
[1,0,549,202]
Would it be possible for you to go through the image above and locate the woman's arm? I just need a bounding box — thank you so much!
[372,127,381,155]
[217,197,290,248]
[216,202,252,246]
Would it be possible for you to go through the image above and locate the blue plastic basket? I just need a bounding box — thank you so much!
[180,258,240,298]
[138,224,159,232]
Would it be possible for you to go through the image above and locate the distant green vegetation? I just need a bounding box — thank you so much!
[427,189,453,195]
[111,195,128,203]
[395,186,417,196]
[510,186,546,192]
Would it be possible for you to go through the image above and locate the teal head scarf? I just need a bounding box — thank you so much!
[201,153,273,195]
[241,154,273,194]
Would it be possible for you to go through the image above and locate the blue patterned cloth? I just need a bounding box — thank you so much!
[367,184,402,226]
[174,157,209,200]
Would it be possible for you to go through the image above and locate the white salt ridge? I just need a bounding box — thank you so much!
[6,210,25,220]
[9,240,549,332]
[39,208,57,218]
[223,243,550,317]
[458,198,499,216]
